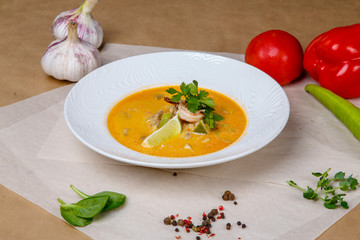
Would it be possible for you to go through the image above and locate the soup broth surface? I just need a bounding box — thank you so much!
[107,86,247,157]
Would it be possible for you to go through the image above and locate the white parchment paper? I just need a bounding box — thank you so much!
[1,44,360,240]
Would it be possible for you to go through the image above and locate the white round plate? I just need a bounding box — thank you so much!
[64,51,290,169]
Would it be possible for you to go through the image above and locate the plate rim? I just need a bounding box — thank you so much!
[64,51,290,169]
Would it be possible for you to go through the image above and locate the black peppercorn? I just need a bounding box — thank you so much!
[172,220,177,226]
[196,236,201,240]
[234,201,238,205]
[207,212,214,218]
[226,223,231,230]
[242,223,246,228]
[175,228,179,232]
[237,221,241,226]
[202,216,207,221]
[211,209,218,215]
[173,172,177,176]
[222,194,229,201]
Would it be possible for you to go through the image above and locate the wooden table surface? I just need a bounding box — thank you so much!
[1,0,359,239]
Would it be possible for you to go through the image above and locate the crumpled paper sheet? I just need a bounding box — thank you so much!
[1,44,360,240]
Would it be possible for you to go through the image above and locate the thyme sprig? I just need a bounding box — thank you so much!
[166,80,224,129]
[287,168,359,209]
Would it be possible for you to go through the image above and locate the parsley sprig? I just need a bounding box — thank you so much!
[287,168,359,209]
[165,80,224,129]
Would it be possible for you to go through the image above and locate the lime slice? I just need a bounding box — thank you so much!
[193,120,210,134]
[142,114,182,148]
[160,112,172,127]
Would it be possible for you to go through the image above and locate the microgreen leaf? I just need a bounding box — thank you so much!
[341,201,349,209]
[287,169,359,209]
[288,180,297,186]
[303,187,318,200]
[347,176,359,190]
[312,172,322,177]
[334,171,345,180]
[339,181,350,191]
[324,203,337,209]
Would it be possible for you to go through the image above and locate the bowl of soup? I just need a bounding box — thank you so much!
[64,51,290,168]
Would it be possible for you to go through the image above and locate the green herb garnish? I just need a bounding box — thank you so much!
[166,80,224,129]
[287,168,359,209]
[58,185,126,227]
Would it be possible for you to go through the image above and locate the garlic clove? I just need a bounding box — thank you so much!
[51,0,103,48]
[41,22,101,82]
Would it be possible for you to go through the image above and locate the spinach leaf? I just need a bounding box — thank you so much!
[70,185,126,212]
[58,198,95,227]
[61,195,109,218]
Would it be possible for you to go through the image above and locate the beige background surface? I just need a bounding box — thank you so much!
[1,0,360,239]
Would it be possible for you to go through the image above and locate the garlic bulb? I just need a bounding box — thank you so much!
[51,0,103,48]
[41,22,101,82]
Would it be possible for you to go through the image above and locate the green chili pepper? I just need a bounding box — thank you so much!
[305,84,360,141]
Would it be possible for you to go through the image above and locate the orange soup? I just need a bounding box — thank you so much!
[107,86,247,157]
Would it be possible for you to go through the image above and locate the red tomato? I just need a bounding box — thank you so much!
[245,30,304,86]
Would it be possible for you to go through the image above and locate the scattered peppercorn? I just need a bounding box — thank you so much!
[172,220,177,226]
[196,236,201,240]
[202,216,207,220]
[211,217,216,222]
[222,190,236,202]
[234,201,238,205]
[211,209,218,215]
[226,223,231,230]
[192,225,199,232]
[175,228,179,232]
[164,217,171,225]
[207,212,214,218]
[237,221,241,226]
[178,219,185,227]
[242,224,246,229]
